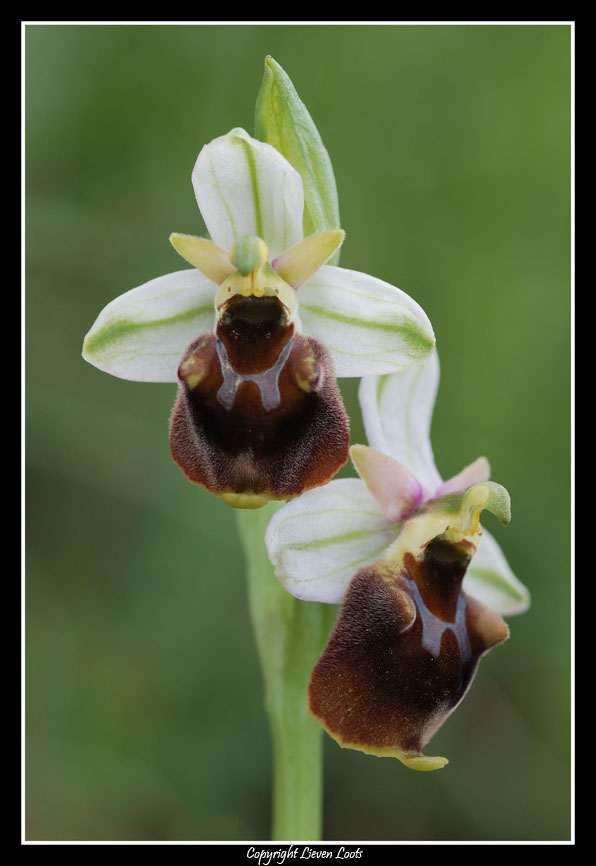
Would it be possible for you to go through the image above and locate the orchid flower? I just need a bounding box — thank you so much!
[82,127,435,508]
[266,349,530,770]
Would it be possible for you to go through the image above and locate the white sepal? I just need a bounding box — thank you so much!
[464,529,530,615]
[192,127,304,260]
[299,265,435,378]
[265,478,397,604]
[82,269,216,382]
[358,349,442,493]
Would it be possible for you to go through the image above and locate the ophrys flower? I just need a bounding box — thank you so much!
[266,350,530,768]
[83,128,435,507]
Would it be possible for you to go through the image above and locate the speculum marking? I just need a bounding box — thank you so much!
[408,579,471,662]
[215,337,295,412]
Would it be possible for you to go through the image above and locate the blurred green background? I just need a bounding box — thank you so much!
[25,24,571,842]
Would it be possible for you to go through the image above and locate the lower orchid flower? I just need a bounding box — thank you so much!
[266,349,530,770]
[82,127,435,508]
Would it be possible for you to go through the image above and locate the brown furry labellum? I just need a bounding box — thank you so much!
[169,295,349,507]
[308,533,509,770]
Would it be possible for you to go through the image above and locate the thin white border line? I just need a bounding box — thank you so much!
[569,19,575,847]
[21,20,576,25]
[21,19,27,848]
[21,840,576,846]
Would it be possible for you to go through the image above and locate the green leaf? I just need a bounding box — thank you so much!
[254,56,341,262]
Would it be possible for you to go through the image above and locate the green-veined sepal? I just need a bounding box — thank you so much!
[192,127,304,260]
[298,265,435,377]
[464,530,530,615]
[358,351,442,493]
[82,269,217,382]
[265,478,398,603]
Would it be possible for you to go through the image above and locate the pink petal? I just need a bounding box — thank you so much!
[350,445,423,524]
[435,457,491,497]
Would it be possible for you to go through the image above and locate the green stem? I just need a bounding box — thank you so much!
[236,504,336,841]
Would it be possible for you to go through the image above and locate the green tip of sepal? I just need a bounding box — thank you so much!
[254,56,341,262]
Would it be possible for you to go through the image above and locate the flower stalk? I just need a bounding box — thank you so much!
[236,503,336,840]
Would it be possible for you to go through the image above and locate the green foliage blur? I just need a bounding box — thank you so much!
[25,24,571,842]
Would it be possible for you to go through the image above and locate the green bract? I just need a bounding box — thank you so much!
[255,56,341,261]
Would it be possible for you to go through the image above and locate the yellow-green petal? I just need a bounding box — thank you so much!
[169,233,235,284]
[272,230,345,289]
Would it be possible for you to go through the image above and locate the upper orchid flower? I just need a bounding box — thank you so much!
[83,128,435,508]
[266,350,530,769]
